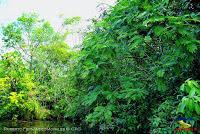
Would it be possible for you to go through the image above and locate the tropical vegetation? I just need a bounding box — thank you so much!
[0,0,199,133]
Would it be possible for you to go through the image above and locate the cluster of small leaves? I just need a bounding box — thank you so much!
[178,80,200,117]
[149,99,179,134]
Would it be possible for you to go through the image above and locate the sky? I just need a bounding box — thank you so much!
[0,0,116,47]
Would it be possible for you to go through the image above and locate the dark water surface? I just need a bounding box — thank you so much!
[0,120,82,134]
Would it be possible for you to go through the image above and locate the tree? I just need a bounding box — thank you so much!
[0,13,78,120]
[1,13,66,71]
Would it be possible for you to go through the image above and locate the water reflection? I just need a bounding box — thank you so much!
[0,120,81,134]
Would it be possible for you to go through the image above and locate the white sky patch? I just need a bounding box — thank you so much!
[0,0,115,23]
[0,0,116,48]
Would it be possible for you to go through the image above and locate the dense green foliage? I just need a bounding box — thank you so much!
[72,0,200,133]
[0,0,200,133]
[0,14,79,121]
[0,52,50,120]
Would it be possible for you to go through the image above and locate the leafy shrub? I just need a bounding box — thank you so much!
[0,52,49,120]
[177,80,200,122]
[73,0,200,132]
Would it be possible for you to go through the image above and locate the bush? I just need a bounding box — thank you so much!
[0,52,49,120]
[73,0,200,132]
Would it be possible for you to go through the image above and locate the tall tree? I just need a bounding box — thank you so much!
[1,13,66,70]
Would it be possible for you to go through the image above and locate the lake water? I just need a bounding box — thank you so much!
[0,120,82,134]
